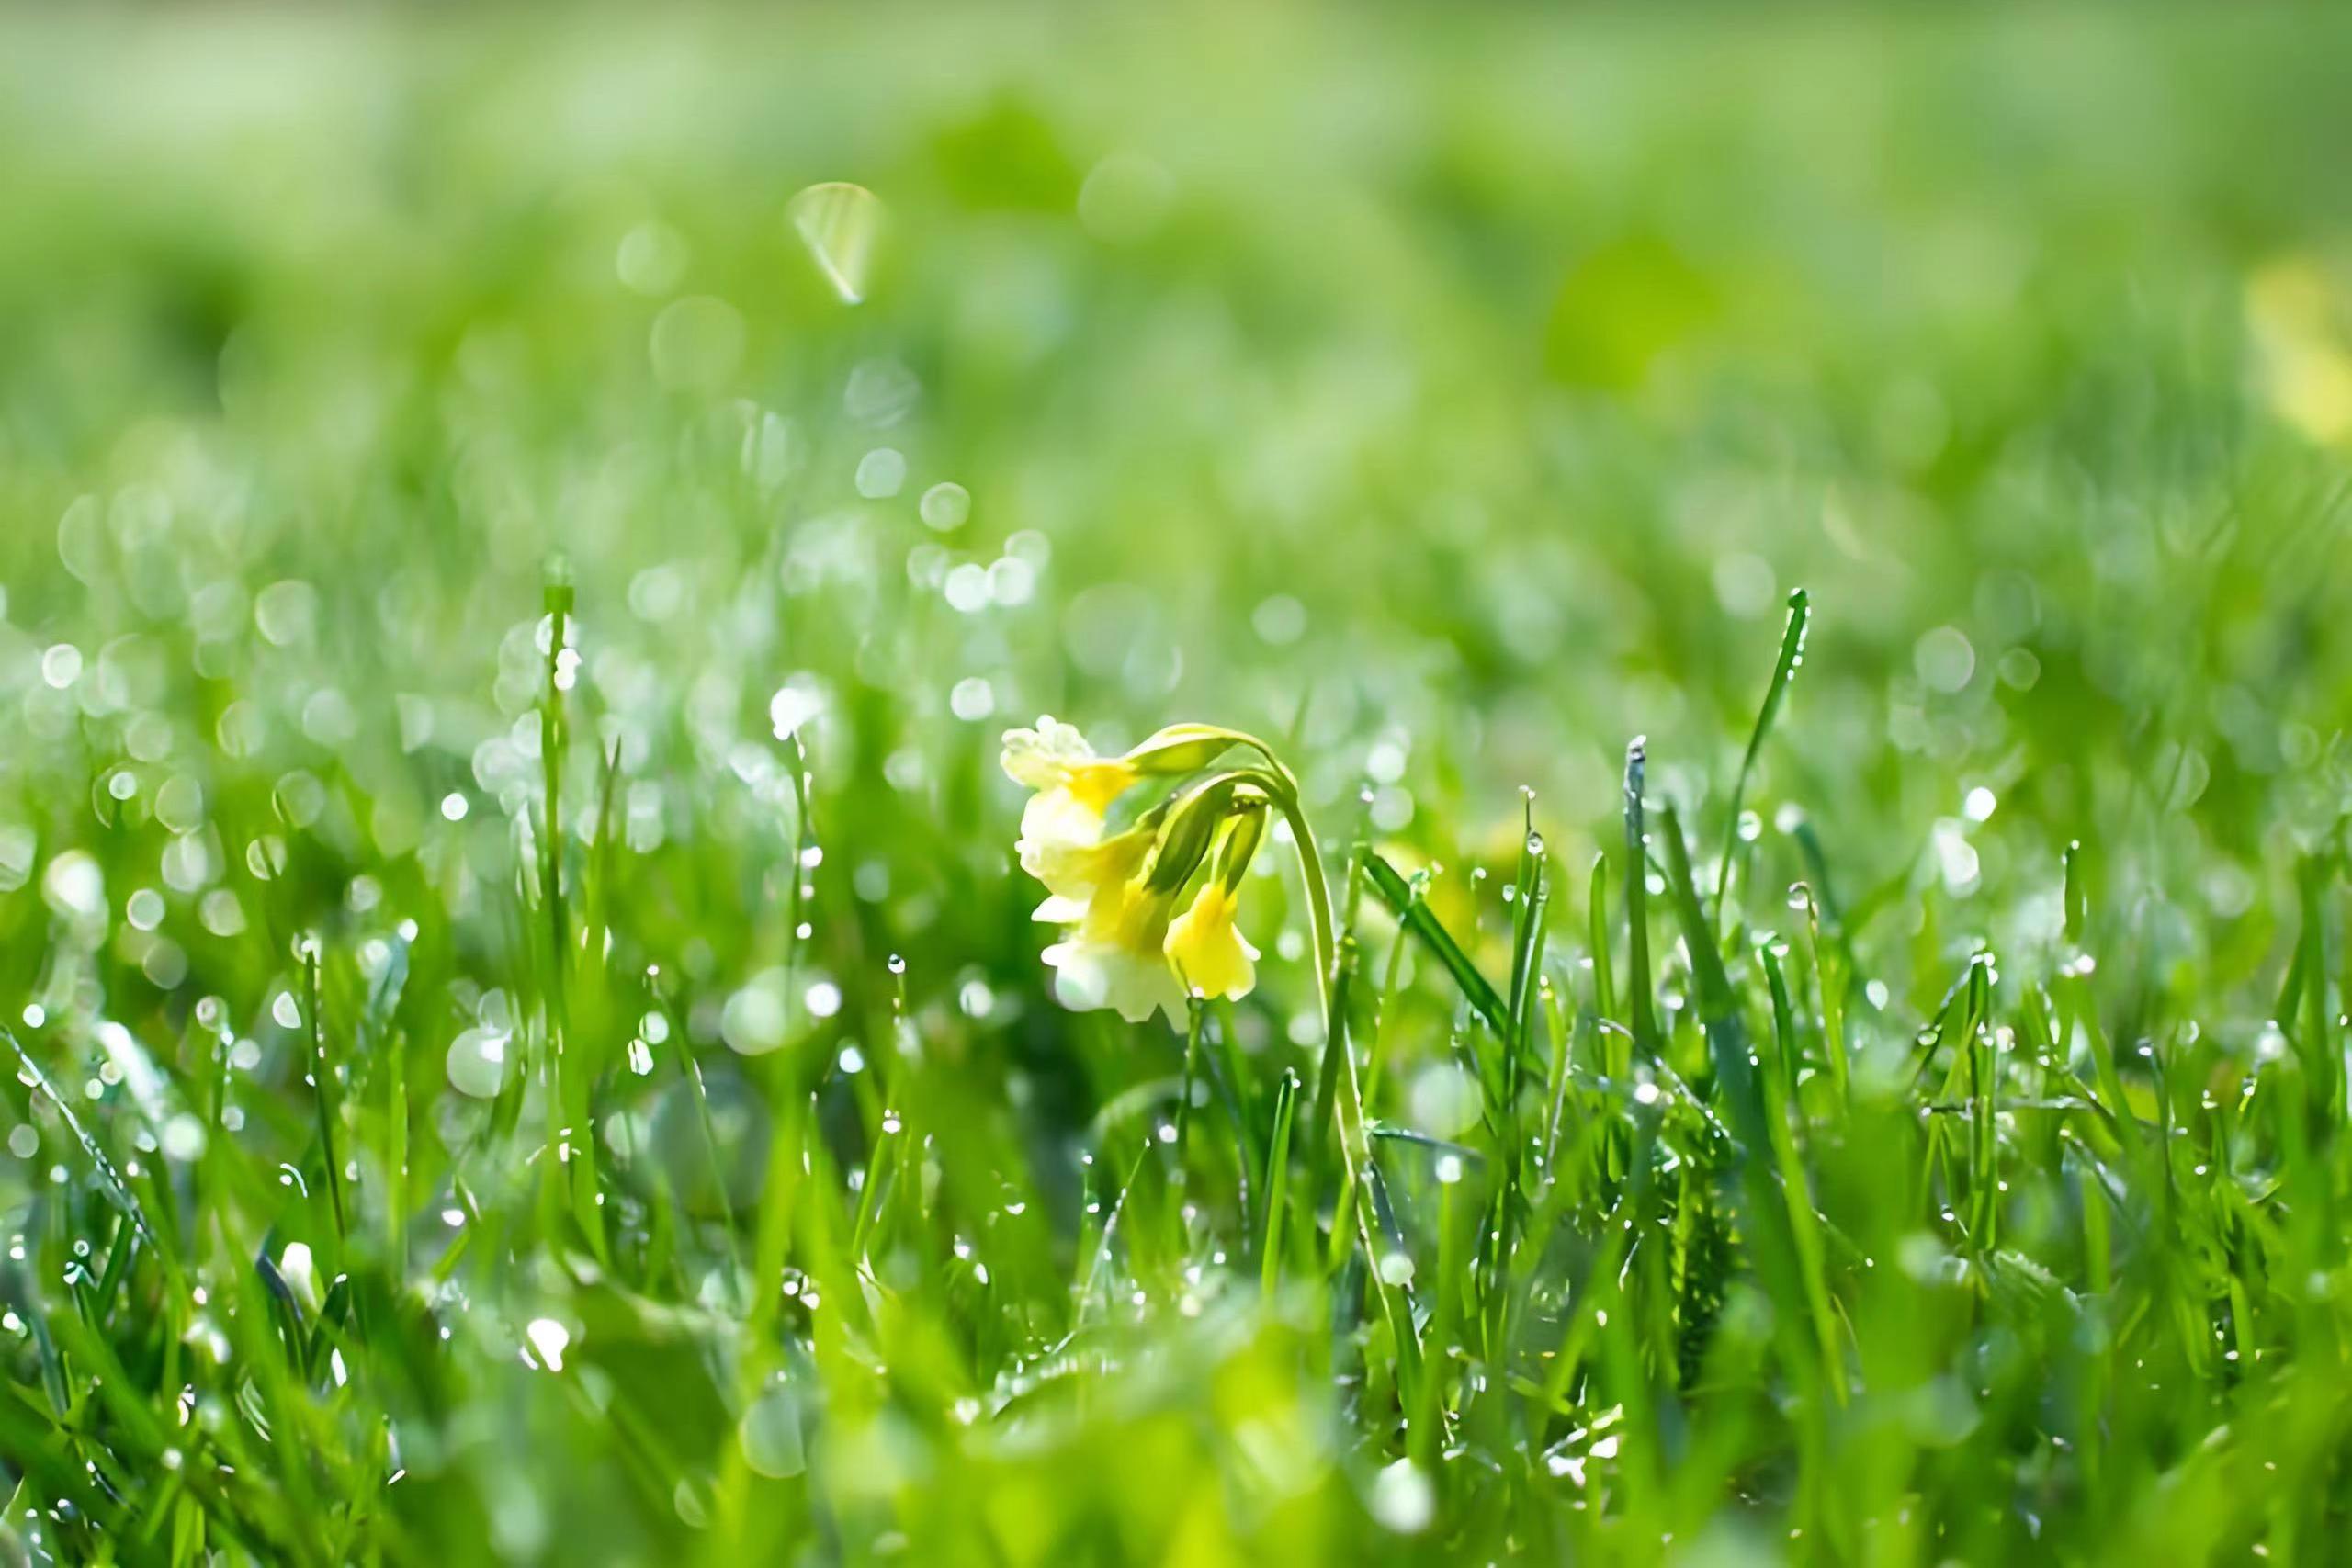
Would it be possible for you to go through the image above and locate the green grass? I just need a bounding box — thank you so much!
[1,5,2351,1562]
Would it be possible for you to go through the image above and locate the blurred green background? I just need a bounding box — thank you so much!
[1,5,2351,1562]
[4,6,2347,960]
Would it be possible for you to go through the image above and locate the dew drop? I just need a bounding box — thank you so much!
[920,482,971,532]
[738,1382,807,1478]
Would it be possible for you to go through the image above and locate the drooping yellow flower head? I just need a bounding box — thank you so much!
[1165,802,1266,1002]
[1165,880,1258,1002]
[1003,718,1275,1027]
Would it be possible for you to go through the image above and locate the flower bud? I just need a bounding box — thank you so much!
[1119,724,1240,778]
[1212,800,1269,892]
[1143,778,1236,893]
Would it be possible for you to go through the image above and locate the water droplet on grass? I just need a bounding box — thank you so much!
[855,448,906,499]
[740,1382,808,1477]
[446,1028,512,1100]
[721,971,791,1055]
[160,1115,205,1161]
[42,852,105,923]
[987,557,1035,605]
[920,482,971,532]
[944,563,990,613]
[1369,1459,1434,1533]
[950,678,994,721]
[1914,626,1976,694]
[524,1317,571,1372]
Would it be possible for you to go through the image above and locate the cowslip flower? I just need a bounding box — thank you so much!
[1164,805,1267,1002]
[1004,719,1281,1025]
[1025,825,1155,921]
[1035,773,1229,1023]
[1001,716,1144,878]
[1041,876,1189,1023]
[1001,719,1238,886]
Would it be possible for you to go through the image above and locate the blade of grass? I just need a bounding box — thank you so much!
[1261,1068,1299,1294]
[1361,852,1510,1037]
[1716,588,1810,936]
[1623,739,1660,1054]
[1656,802,1837,1409]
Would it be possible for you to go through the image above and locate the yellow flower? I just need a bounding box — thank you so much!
[1026,826,1153,922]
[1042,876,1187,1025]
[1004,718,1274,1028]
[1164,880,1259,1002]
[1001,716,1141,876]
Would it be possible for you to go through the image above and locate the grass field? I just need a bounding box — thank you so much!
[3,6,2352,1562]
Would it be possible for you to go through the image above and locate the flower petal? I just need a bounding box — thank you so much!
[1166,883,1259,1001]
[1019,786,1105,863]
[1001,716,1094,790]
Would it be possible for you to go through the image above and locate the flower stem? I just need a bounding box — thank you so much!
[1252,754,1420,1398]
[1283,794,1340,1029]
[1175,996,1204,1167]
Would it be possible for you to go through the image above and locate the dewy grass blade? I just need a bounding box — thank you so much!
[1656,802,1834,1404]
[1716,589,1810,936]
[541,570,574,1002]
[1489,799,1549,1335]
[1362,851,1510,1037]
[1587,851,1616,1031]
[1792,885,1849,1109]
[1505,796,1550,1078]
[302,944,346,1243]
[1623,739,1661,1054]
[1362,905,1415,1111]
[4,1028,154,1248]
[1261,1068,1299,1294]
[1755,934,1843,1396]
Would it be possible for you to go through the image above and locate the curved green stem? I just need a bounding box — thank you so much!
[1146,726,1422,1399]
[1207,733,1340,1100]
[1282,796,1340,1025]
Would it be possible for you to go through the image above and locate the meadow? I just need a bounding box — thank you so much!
[1,6,2351,1562]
